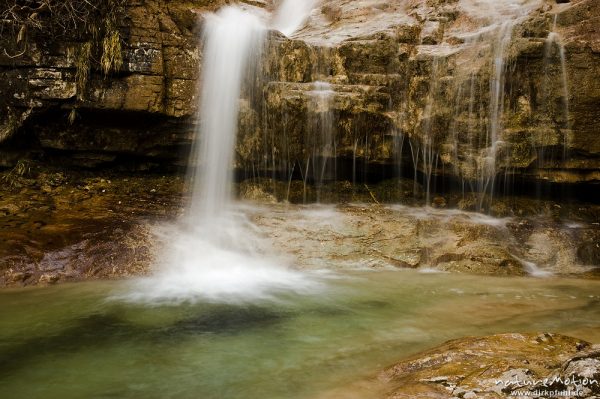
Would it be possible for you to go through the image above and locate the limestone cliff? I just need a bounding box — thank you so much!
[0,0,598,195]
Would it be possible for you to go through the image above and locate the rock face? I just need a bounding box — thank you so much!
[249,199,600,277]
[0,0,599,194]
[255,0,600,193]
[0,0,207,167]
[375,333,600,399]
[1,165,598,287]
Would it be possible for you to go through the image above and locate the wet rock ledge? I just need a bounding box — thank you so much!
[320,333,600,399]
[1,163,599,288]
[0,164,183,286]
[377,333,600,399]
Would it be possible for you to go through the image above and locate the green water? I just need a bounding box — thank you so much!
[1,270,599,399]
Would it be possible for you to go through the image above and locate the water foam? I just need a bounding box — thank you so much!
[121,5,325,304]
[119,212,324,305]
[271,0,318,36]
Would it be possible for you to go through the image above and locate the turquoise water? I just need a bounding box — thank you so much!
[1,270,599,399]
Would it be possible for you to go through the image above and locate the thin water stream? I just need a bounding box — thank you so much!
[1,270,599,399]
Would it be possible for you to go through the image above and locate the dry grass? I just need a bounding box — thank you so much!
[1,0,125,72]
[1,159,32,187]
[0,109,19,142]
[1,1,125,127]
[100,26,122,76]
[0,0,124,37]
[75,41,91,97]
[0,107,31,143]
[68,107,77,124]
[1,0,125,118]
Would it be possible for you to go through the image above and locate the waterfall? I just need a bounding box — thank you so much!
[271,0,318,37]
[545,15,570,157]
[308,81,335,200]
[478,21,514,207]
[422,0,544,210]
[123,4,322,304]
[532,14,570,198]
[421,57,443,205]
[189,7,265,222]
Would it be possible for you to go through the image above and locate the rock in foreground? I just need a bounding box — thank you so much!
[371,333,600,398]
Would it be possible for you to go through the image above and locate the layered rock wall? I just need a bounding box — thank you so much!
[0,0,210,167]
[0,0,598,193]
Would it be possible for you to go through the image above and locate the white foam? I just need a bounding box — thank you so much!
[388,204,512,227]
[514,256,554,278]
[118,212,325,305]
[419,267,449,274]
[271,0,318,36]
[459,0,543,25]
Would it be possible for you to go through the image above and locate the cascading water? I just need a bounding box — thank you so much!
[409,2,540,208]
[428,0,546,209]
[544,15,570,158]
[307,81,336,201]
[271,0,318,37]
[114,0,568,304]
[420,57,443,206]
[122,5,323,304]
[477,21,514,207]
[189,7,265,222]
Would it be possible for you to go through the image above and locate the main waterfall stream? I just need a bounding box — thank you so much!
[120,4,325,304]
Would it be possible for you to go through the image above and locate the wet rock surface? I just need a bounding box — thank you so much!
[0,164,183,287]
[0,0,599,190]
[256,0,600,186]
[1,0,599,285]
[374,333,600,399]
[250,200,600,278]
[1,164,598,288]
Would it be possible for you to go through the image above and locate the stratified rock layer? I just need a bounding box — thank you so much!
[0,0,599,189]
